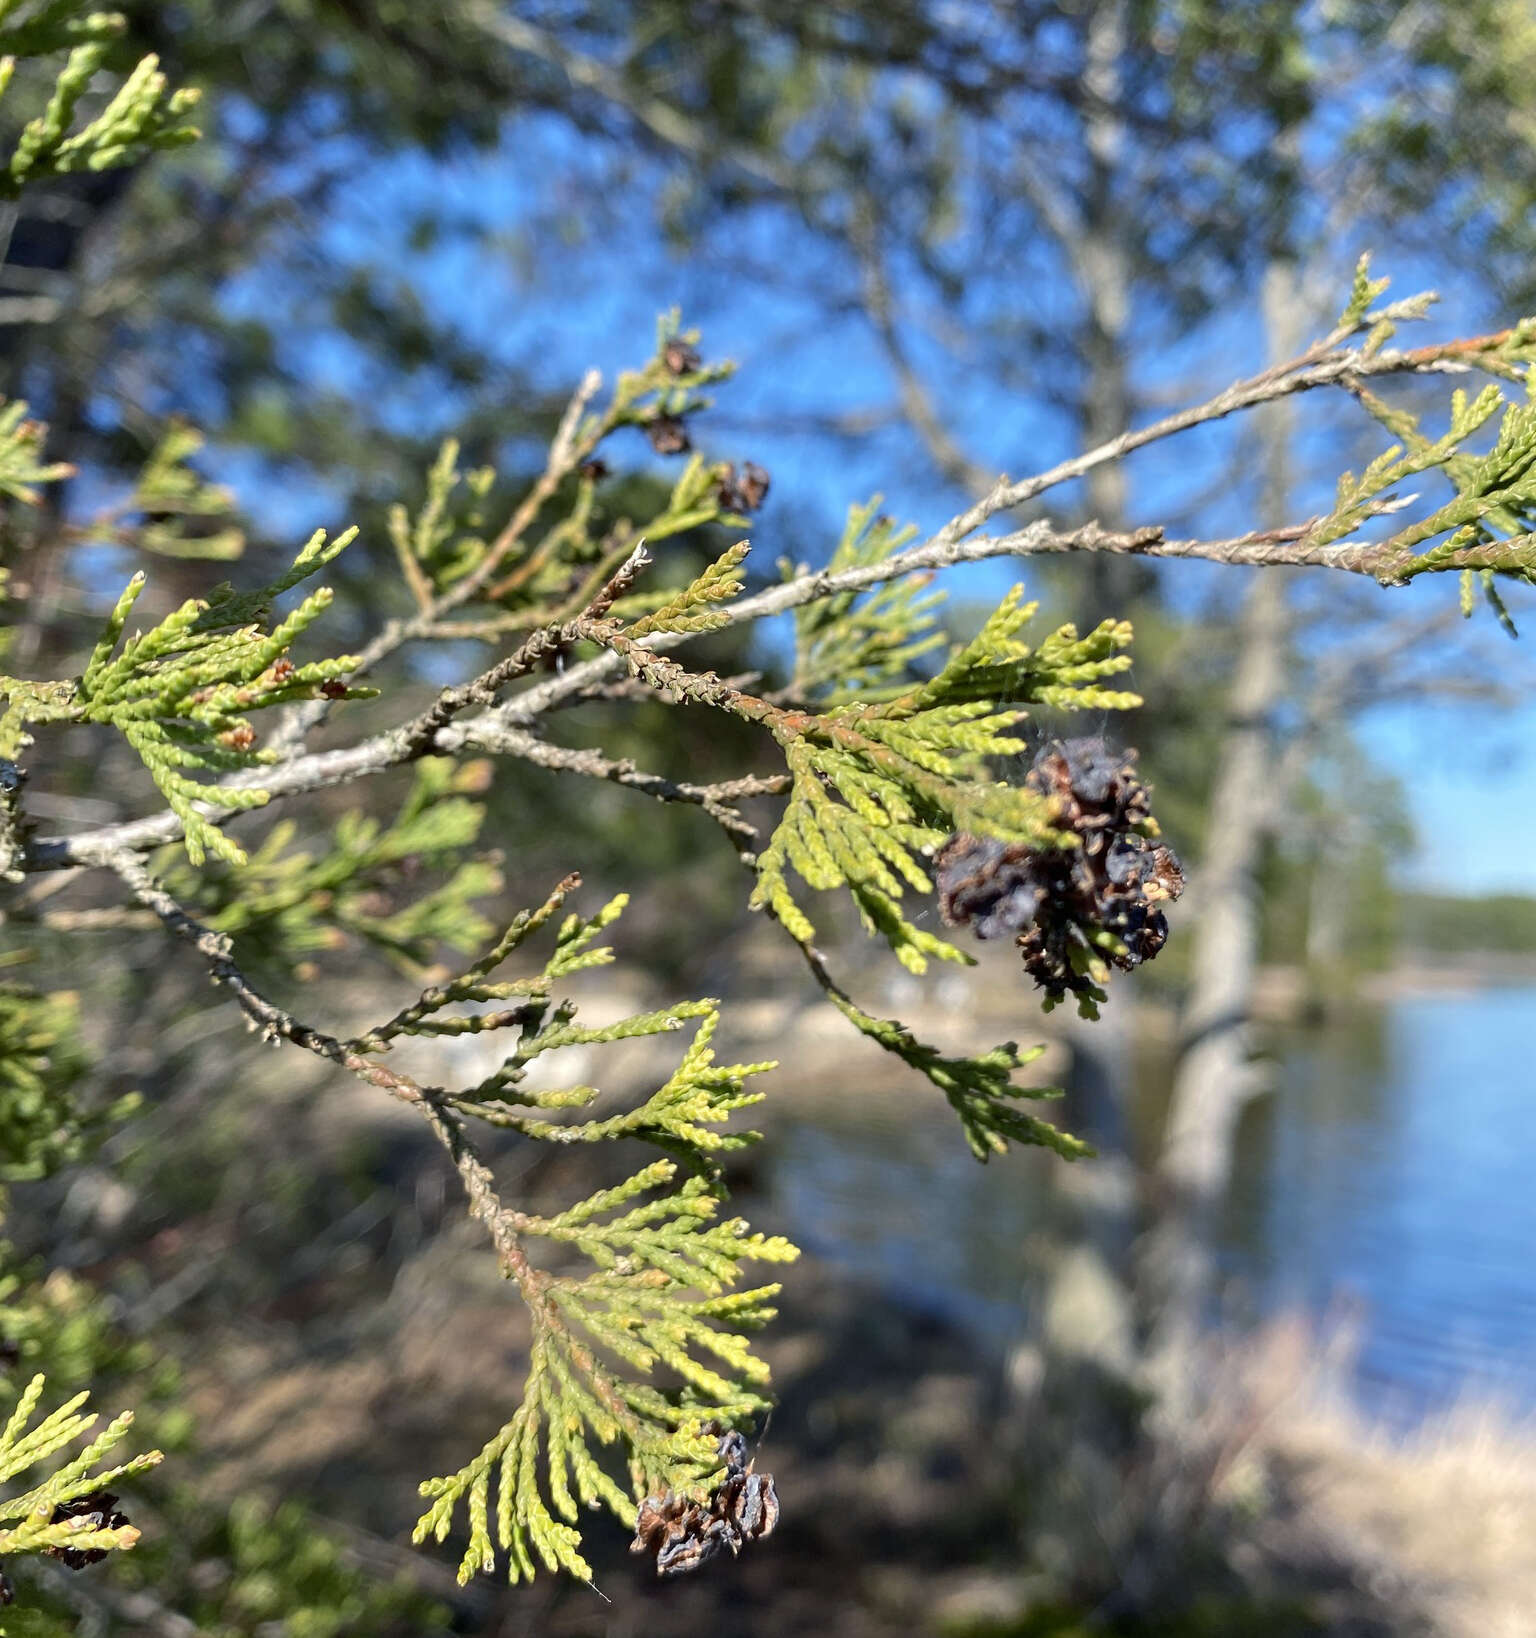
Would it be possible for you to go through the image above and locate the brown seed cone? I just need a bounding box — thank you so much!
[646,414,691,455]
[43,1491,130,1570]
[630,1429,779,1577]
[937,738,1182,1005]
[661,339,701,376]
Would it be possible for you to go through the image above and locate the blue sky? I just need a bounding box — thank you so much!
[206,110,1536,897]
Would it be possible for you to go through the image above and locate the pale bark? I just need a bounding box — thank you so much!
[1078,0,1135,627]
[1157,570,1287,1206]
[1162,260,1304,1199]
[1305,822,1356,972]
[1147,258,1306,1359]
[1033,1,1140,1375]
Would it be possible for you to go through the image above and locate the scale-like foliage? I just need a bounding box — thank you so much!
[0,528,369,865]
[96,423,246,562]
[164,758,502,983]
[0,984,133,1182]
[1333,253,1438,355]
[0,1232,449,1636]
[413,1173,791,1585]
[629,540,750,638]
[1310,262,1536,621]
[784,500,946,704]
[389,437,498,600]
[1342,379,1536,633]
[351,873,615,1053]
[1323,380,1536,589]
[1386,395,1536,569]
[752,584,1142,973]
[0,402,71,507]
[1337,255,1394,334]
[344,885,798,1585]
[830,991,1087,1162]
[0,7,200,197]
[611,312,735,457]
[389,317,740,622]
[153,1496,452,1638]
[1317,382,1508,548]
[0,1374,161,1590]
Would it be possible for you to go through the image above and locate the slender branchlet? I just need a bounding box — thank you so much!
[1,59,1533,1595]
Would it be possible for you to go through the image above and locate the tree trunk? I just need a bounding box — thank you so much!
[1076,0,1145,629]
[1157,575,1286,1200]
[1143,258,1304,1361]
[1305,822,1354,973]
[1032,0,1140,1380]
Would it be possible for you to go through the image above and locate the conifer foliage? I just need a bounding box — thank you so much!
[0,527,368,866]
[370,880,798,1585]
[0,4,200,196]
[0,1374,161,1590]
[752,580,1142,975]
[5,2,1536,1612]
[0,985,131,1182]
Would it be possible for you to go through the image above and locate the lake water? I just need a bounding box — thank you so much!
[1223,984,1536,1421]
[767,984,1536,1424]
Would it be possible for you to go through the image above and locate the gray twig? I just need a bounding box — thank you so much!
[18,327,1522,874]
[103,848,541,1288]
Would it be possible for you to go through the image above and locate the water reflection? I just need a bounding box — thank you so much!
[1222,985,1536,1421]
[768,987,1536,1423]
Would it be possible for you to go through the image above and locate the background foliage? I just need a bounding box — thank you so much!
[2,3,1536,1635]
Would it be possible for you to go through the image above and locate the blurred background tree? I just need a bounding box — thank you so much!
[6,3,1536,1635]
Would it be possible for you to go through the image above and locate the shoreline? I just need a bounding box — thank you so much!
[1356,954,1536,997]
[1251,956,1536,1016]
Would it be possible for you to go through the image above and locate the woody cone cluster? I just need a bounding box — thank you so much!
[937,738,1183,1007]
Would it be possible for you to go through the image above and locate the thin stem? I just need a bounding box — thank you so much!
[467,721,786,844]
[104,850,540,1290]
[17,325,1527,874]
[266,369,606,756]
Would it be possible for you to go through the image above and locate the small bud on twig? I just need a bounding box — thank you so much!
[661,339,701,376]
[646,415,691,455]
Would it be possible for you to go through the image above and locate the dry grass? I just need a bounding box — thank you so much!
[1127,1310,1536,1636]
[1266,1379,1536,1638]
[100,966,1536,1636]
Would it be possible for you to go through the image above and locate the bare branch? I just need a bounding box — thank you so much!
[481,9,812,196]
[926,328,1516,555]
[848,203,997,498]
[104,848,540,1288]
[18,327,1525,874]
[15,504,1497,874]
[468,720,787,845]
